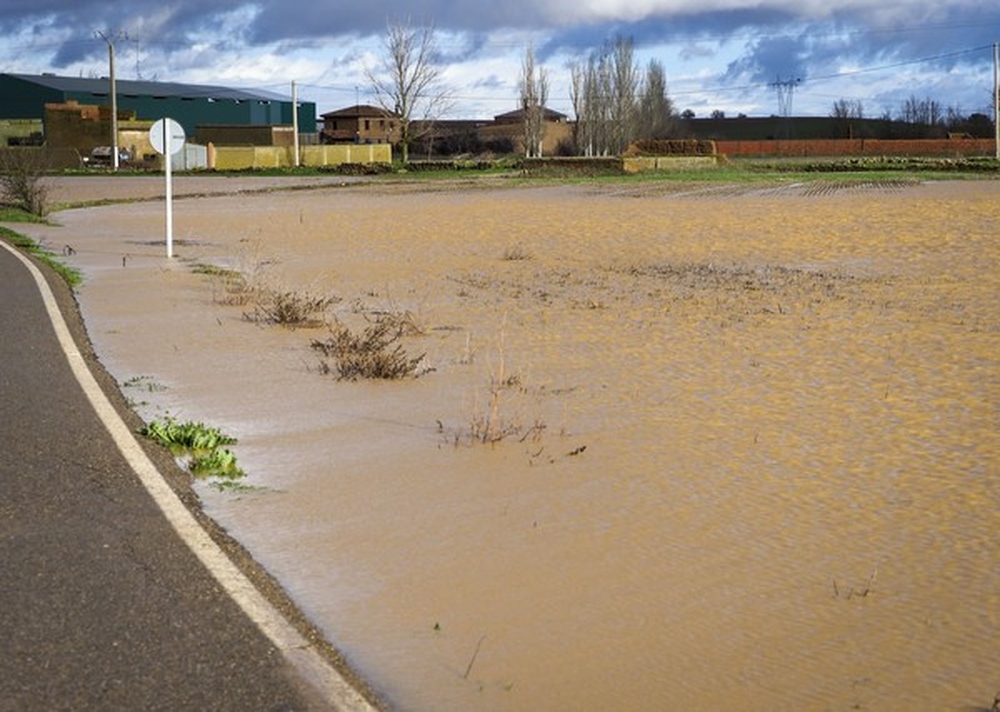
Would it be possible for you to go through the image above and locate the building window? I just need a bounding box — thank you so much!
[364,119,370,131]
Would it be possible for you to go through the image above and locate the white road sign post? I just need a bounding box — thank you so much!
[149,118,186,258]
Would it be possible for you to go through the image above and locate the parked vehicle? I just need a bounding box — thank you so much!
[84,146,132,166]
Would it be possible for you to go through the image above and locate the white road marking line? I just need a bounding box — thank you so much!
[1,240,376,712]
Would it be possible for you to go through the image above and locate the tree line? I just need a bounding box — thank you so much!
[366,21,679,160]
[830,96,995,139]
[365,18,995,161]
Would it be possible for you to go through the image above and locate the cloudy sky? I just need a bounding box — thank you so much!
[2,0,998,122]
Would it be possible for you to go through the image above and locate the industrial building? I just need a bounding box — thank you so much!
[0,73,315,139]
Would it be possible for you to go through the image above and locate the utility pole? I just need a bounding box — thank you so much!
[95,30,123,171]
[291,80,300,168]
[994,42,999,161]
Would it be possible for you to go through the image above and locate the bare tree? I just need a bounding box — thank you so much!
[570,45,615,156]
[569,35,654,155]
[569,61,587,153]
[830,98,864,138]
[519,44,549,157]
[636,59,675,140]
[0,149,49,216]
[831,98,864,119]
[900,94,943,127]
[365,18,450,163]
[607,36,640,155]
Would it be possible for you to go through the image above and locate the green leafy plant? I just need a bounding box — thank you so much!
[190,262,241,279]
[139,416,247,489]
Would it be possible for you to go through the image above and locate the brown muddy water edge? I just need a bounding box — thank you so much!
[9,176,387,710]
[15,175,1000,712]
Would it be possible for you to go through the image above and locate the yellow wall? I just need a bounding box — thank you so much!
[301,143,391,166]
[0,118,42,144]
[622,156,719,173]
[211,143,391,169]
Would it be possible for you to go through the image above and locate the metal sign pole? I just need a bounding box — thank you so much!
[164,119,173,258]
[149,118,185,259]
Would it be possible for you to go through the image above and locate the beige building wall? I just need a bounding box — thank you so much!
[478,120,574,155]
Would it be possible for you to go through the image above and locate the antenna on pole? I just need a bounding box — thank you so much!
[95,29,124,171]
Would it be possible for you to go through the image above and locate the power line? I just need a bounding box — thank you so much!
[4,28,996,118]
[805,45,993,83]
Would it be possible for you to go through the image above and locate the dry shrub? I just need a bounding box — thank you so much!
[311,317,425,380]
[501,243,533,261]
[246,289,337,327]
[368,308,426,336]
[464,316,544,445]
[0,148,49,216]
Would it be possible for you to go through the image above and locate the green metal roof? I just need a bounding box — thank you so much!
[7,73,288,103]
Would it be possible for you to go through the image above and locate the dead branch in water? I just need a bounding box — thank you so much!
[463,635,487,680]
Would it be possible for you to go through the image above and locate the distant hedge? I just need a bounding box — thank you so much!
[404,159,510,172]
[318,162,394,175]
[757,156,1000,173]
[625,140,717,156]
[522,157,625,177]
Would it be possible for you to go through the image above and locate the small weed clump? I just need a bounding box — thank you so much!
[192,262,336,326]
[139,416,247,490]
[121,374,167,408]
[311,317,425,380]
[122,374,168,392]
[501,243,533,261]
[458,317,545,447]
[195,263,258,306]
[0,227,82,287]
[368,308,426,336]
[245,289,337,327]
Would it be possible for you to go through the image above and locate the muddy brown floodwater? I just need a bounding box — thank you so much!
[21,176,1000,711]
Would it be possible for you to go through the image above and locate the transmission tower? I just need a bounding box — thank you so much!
[770,76,802,138]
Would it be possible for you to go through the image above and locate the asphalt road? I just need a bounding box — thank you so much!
[0,241,377,711]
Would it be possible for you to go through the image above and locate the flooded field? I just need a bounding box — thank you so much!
[30,177,1000,711]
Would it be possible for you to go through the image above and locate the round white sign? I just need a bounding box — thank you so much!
[149,118,186,155]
